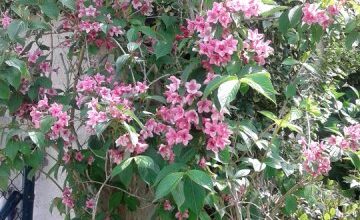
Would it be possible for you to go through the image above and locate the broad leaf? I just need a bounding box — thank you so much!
[111,157,134,177]
[186,170,213,191]
[203,75,238,98]
[217,79,240,110]
[154,172,184,201]
[240,72,276,104]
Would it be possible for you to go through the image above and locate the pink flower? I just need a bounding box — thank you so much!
[88,156,95,165]
[175,210,189,220]
[185,79,201,95]
[185,110,199,125]
[62,187,75,209]
[197,100,213,113]
[28,49,42,64]
[105,62,114,73]
[86,198,95,209]
[158,144,175,162]
[176,129,193,146]
[302,141,331,177]
[75,151,84,162]
[116,134,130,147]
[328,5,340,15]
[199,157,207,169]
[85,5,97,17]
[39,62,51,73]
[62,152,71,164]
[165,128,178,146]
[1,11,12,29]
[109,149,123,164]
[226,0,260,18]
[108,26,123,37]
[163,200,173,211]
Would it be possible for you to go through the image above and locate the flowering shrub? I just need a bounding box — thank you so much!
[0,0,359,219]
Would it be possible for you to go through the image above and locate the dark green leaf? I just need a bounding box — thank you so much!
[285,195,297,214]
[40,1,60,19]
[111,157,134,177]
[183,177,206,215]
[5,58,29,77]
[186,170,213,191]
[154,163,186,186]
[60,0,76,11]
[5,140,20,160]
[0,80,10,100]
[154,41,172,59]
[154,172,184,201]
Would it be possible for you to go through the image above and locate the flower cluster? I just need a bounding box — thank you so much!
[187,1,273,68]
[140,76,232,162]
[76,73,149,163]
[300,139,331,177]
[1,10,12,29]
[30,97,74,146]
[115,0,154,15]
[243,29,274,65]
[327,124,360,151]
[62,187,75,209]
[302,3,340,29]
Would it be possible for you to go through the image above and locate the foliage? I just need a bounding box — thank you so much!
[0,0,359,219]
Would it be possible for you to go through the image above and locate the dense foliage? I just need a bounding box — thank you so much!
[0,0,359,219]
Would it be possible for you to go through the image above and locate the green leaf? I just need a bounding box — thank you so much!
[171,181,185,208]
[154,172,184,201]
[217,79,240,110]
[261,6,288,17]
[6,58,29,77]
[285,83,296,99]
[285,195,297,214]
[203,75,238,99]
[40,1,60,19]
[3,67,21,89]
[183,177,206,215]
[127,42,139,52]
[122,122,139,145]
[240,72,276,104]
[282,57,299,66]
[123,109,144,128]
[0,80,10,100]
[347,152,360,170]
[345,31,360,49]
[181,60,201,83]
[111,157,134,177]
[40,116,56,133]
[134,155,158,184]
[145,95,166,104]
[288,5,302,27]
[259,111,279,122]
[186,170,213,191]
[154,41,172,59]
[140,26,162,40]
[5,140,20,161]
[126,28,138,42]
[279,11,290,33]
[7,20,28,41]
[60,0,76,11]
[109,192,123,211]
[28,131,45,148]
[234,169,251,178]
[8,93,23,113]
[115,54,131,75]
[154,163,186,186]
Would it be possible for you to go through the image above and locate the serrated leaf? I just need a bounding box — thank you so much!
[217,79,240,110]
[203,75,238,99]
[5,140,20,161]
[154,41,172,59]
[154,163,186,186]
[183,177,206,215]
[240,72,276,104]
[154,172,184,201]
[40,115,56,133]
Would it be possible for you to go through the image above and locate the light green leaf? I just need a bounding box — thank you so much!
[261,6,288,17]
[5,140,20,161]
[234,169,251,178]
[60,0,76,11]
[259,111,279,122]
[240,72,276,104]
[217,79,240,110]
[40,116,56,133]
[282,57,299,66]
[5,58,29,76]
[122,122,139,145]
[288,5,302,27]
[285,195,297,214]
[40,1,60,19]
[28,131,45,148]
[154,172,184,201]
[154,163,186,186]
[347,151,360,170]
[203,75,238,98]
[171,181,185,208]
